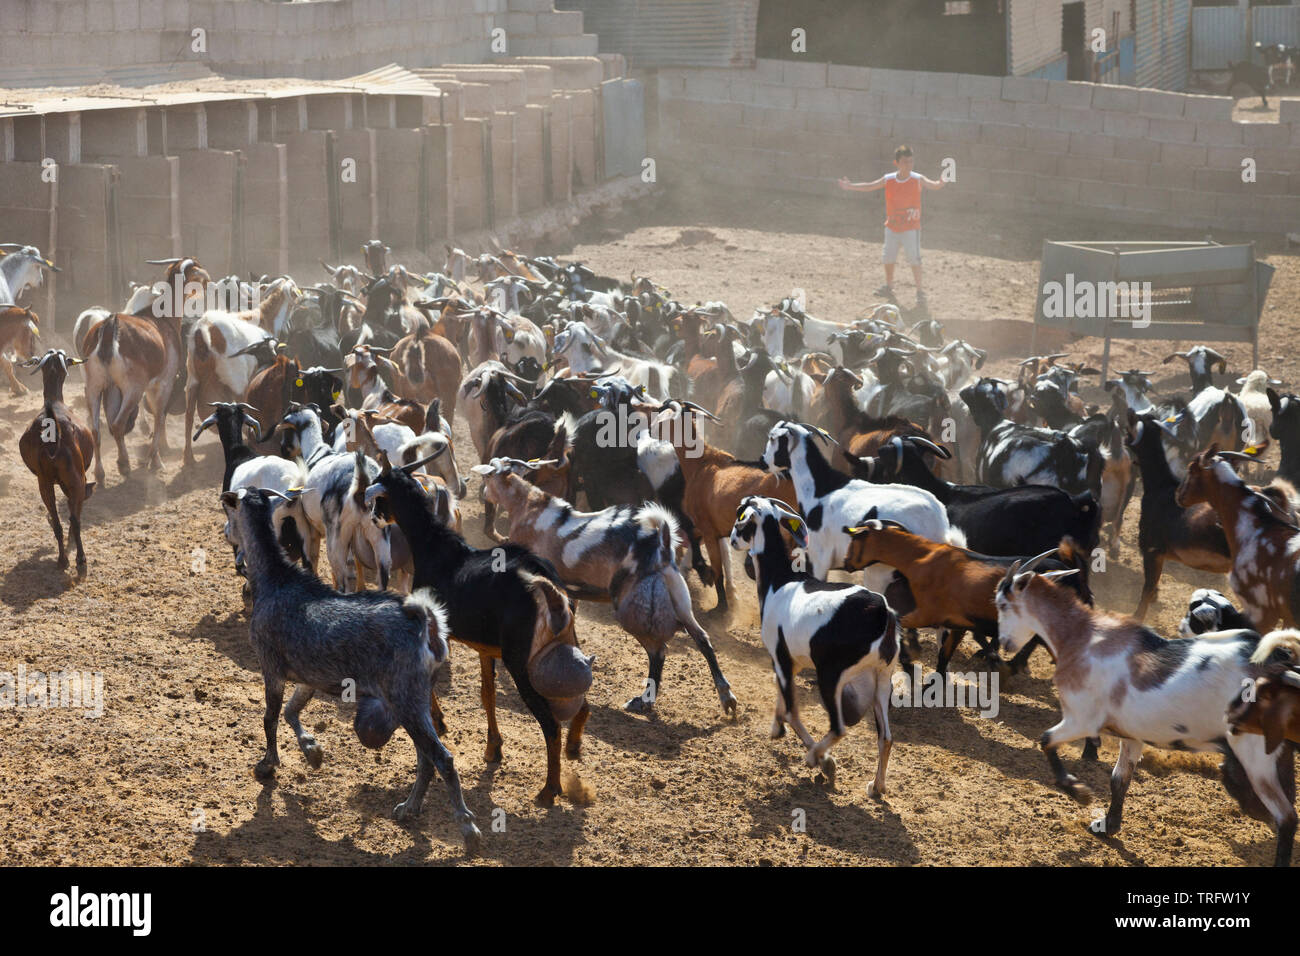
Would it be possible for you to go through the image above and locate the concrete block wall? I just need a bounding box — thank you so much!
[655,61,1300,234]
[243,143,286,274]
[116,155,180,265]
[2,0,595,82]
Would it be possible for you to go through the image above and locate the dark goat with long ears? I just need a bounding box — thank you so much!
[19,349,95,577]
[366,455,594,805]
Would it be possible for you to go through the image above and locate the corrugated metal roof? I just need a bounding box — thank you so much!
[557,0,758,68]
[0,63,441,120]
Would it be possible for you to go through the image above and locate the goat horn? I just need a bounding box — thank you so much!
[145,257,183,265]
[402,447,447,472]
[904,436,952,460]
[1020,548,1060,574]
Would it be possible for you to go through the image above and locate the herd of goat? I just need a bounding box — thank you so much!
[5,236,1300,863]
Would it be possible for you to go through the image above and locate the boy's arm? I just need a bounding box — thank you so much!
[919,172,948,190]
[838,175,887,192]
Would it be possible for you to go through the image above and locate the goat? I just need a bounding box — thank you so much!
[387,321,464,423]
[1128,413,1233,620]
[550,321,684,399]
[842,520,1091,676]
[1236,370,1282,462]
[18,349,95,577]
[674,437,797,612]
[1229,632,1300,754]
[219,487,481,852]
[1163,346,1227,394]
[1269,389,1300,485]
[961,378,1099,497]
[730,496,898,793]
[842,435,1101,557]
[475,459,736,715]
[1178,588,1255,638]
[0,304,40,395]
[183,309,274,465]
[995,554,1296,867]
[759,421,961,593]
[1177,445,1300,631]
[0,243,59,305]
[366,457,594,805]
[457,361,532,463]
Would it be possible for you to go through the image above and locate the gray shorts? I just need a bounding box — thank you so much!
[883,228,921,265]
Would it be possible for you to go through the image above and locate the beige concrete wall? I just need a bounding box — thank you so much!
[655,60,1300,234]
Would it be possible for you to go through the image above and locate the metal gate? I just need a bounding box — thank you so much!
[1138,0,1191,90]
[1253,5,1300,49]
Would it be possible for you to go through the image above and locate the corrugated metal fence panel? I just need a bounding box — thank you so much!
[1253,5,1300,49]
[1137,0,1190,91]
[1026,54,1070,80]
[600,78,646,180]
[558,0,758,68]
[1009,0,1064,76]
[1118,33,1136,85]
[1191,4,1246,72]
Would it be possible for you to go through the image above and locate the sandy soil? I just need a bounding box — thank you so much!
[0,189,1297,867]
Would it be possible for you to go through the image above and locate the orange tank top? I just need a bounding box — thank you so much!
[884,173,922,232]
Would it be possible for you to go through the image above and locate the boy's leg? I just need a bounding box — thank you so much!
[878,228,898,298]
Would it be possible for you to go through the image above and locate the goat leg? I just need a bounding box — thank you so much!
[1040,719,1094,803]
[705,534,729,613]
[479,654,503,763]
[667,570,737,714]
[566,701,589,760]
[429,689,448,738]
[2,355,26,395]
[255,678,285,779]
[625,645,666,713]
[1094,738,1142,836]
[283,685,323,769]
[870,677,893,798]
[397,717,482,854]
[68,508,87,579]
[38,480,67,570]
[1134,551,1164,621]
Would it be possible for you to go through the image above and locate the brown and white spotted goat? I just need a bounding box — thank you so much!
[474,457,737,716]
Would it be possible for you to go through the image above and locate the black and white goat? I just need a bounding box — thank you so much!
[730,496,899,793]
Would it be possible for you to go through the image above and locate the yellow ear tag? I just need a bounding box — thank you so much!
[1245,445,1260,456]
[332,389,342,400]
[786,518,801,533]
[295,378,304,388]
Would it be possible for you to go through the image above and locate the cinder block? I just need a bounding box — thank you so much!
[828,64,872,90]
[1113,136,1160,162]
[1101,112,1148,138]
[879,92,927,116]
[1034,175,1079,204]
[934,119,981,144]
[1001,76,1048,103]
[1013,101,1058,127]
[1138,89,1185,117]
[1045,81,1093,110]
[912,72,960,96]
[1194,122,1244,146]
[834,89,879,115]
[1099,157,1150,187]
[87,1,115,32]
[1194,167,1250,193]
[781,59,828,87]
[795,87,840,112]
[958,73,1004,100]
[751,83,796,109]
[1014,148,1059,175]
[1068,131,1116,159]
[682,69,732,102]
[1182,95,1233,122]
[892,118,937,143]
[969,98,1017,124]
[1058,155,1103,181]
[1024,126,1069,152]
[1057,106,1104,133]
[1205,145,1249,171]
[1147,117,1197,144]
[980,122,1025,147]
[926,95,970,120]
[1078,179,1126,207]
[1158,142,1207,167]
[1091,86,1140,112]
[1280,100,1300,125]
[1244,123,1293,148]
[1123,184,1172,212]
[754,59,785,83]
[1145,163,1195,190]
[870,68,914,95]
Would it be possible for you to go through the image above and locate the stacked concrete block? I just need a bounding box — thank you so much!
[284,131,332,267]
[241,143,287,275]
[178,149,238,275]
[116,155,180,265]
[516,103,547,213]
[335,128,377,254]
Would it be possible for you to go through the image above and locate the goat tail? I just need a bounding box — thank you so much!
[191,323,211,364]
[523,572,576,644]
[1252,629,1300,669]
[1219,746,1276,823]
[95,314,119,363]
[1056,534,1094,604]
[635,502,683,562]
[403,587,451,665]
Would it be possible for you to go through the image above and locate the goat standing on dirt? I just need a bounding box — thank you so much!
[995,552,1297,866]
[221,487,481,852]
[19,349,95,578]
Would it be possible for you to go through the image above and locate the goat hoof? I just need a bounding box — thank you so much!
[393,799,420,822]
[719,688,738,717]
[533,787,558,807]
[694,563,716,587]
[770,720,786,740]
[1060,776,1093,804]
[818,755,837,783]
[624,695,654,714]
[56,553,69,571]
[461,822,483,854]
[484,743,503,764]
[868,782,885,799]
[254,758,278,780]
[302,740,324,769]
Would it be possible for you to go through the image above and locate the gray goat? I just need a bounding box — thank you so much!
[221,486,482,852]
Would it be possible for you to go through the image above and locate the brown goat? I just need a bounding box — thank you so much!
[388,325,463,422]
[0,305,40,395]
[675,438,797,612]
[18,350,96,577]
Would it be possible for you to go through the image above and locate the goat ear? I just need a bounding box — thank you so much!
[1261,691,1290,755]
[220,490,241,509]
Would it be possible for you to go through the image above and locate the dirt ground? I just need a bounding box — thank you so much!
[0,187,1297,867]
